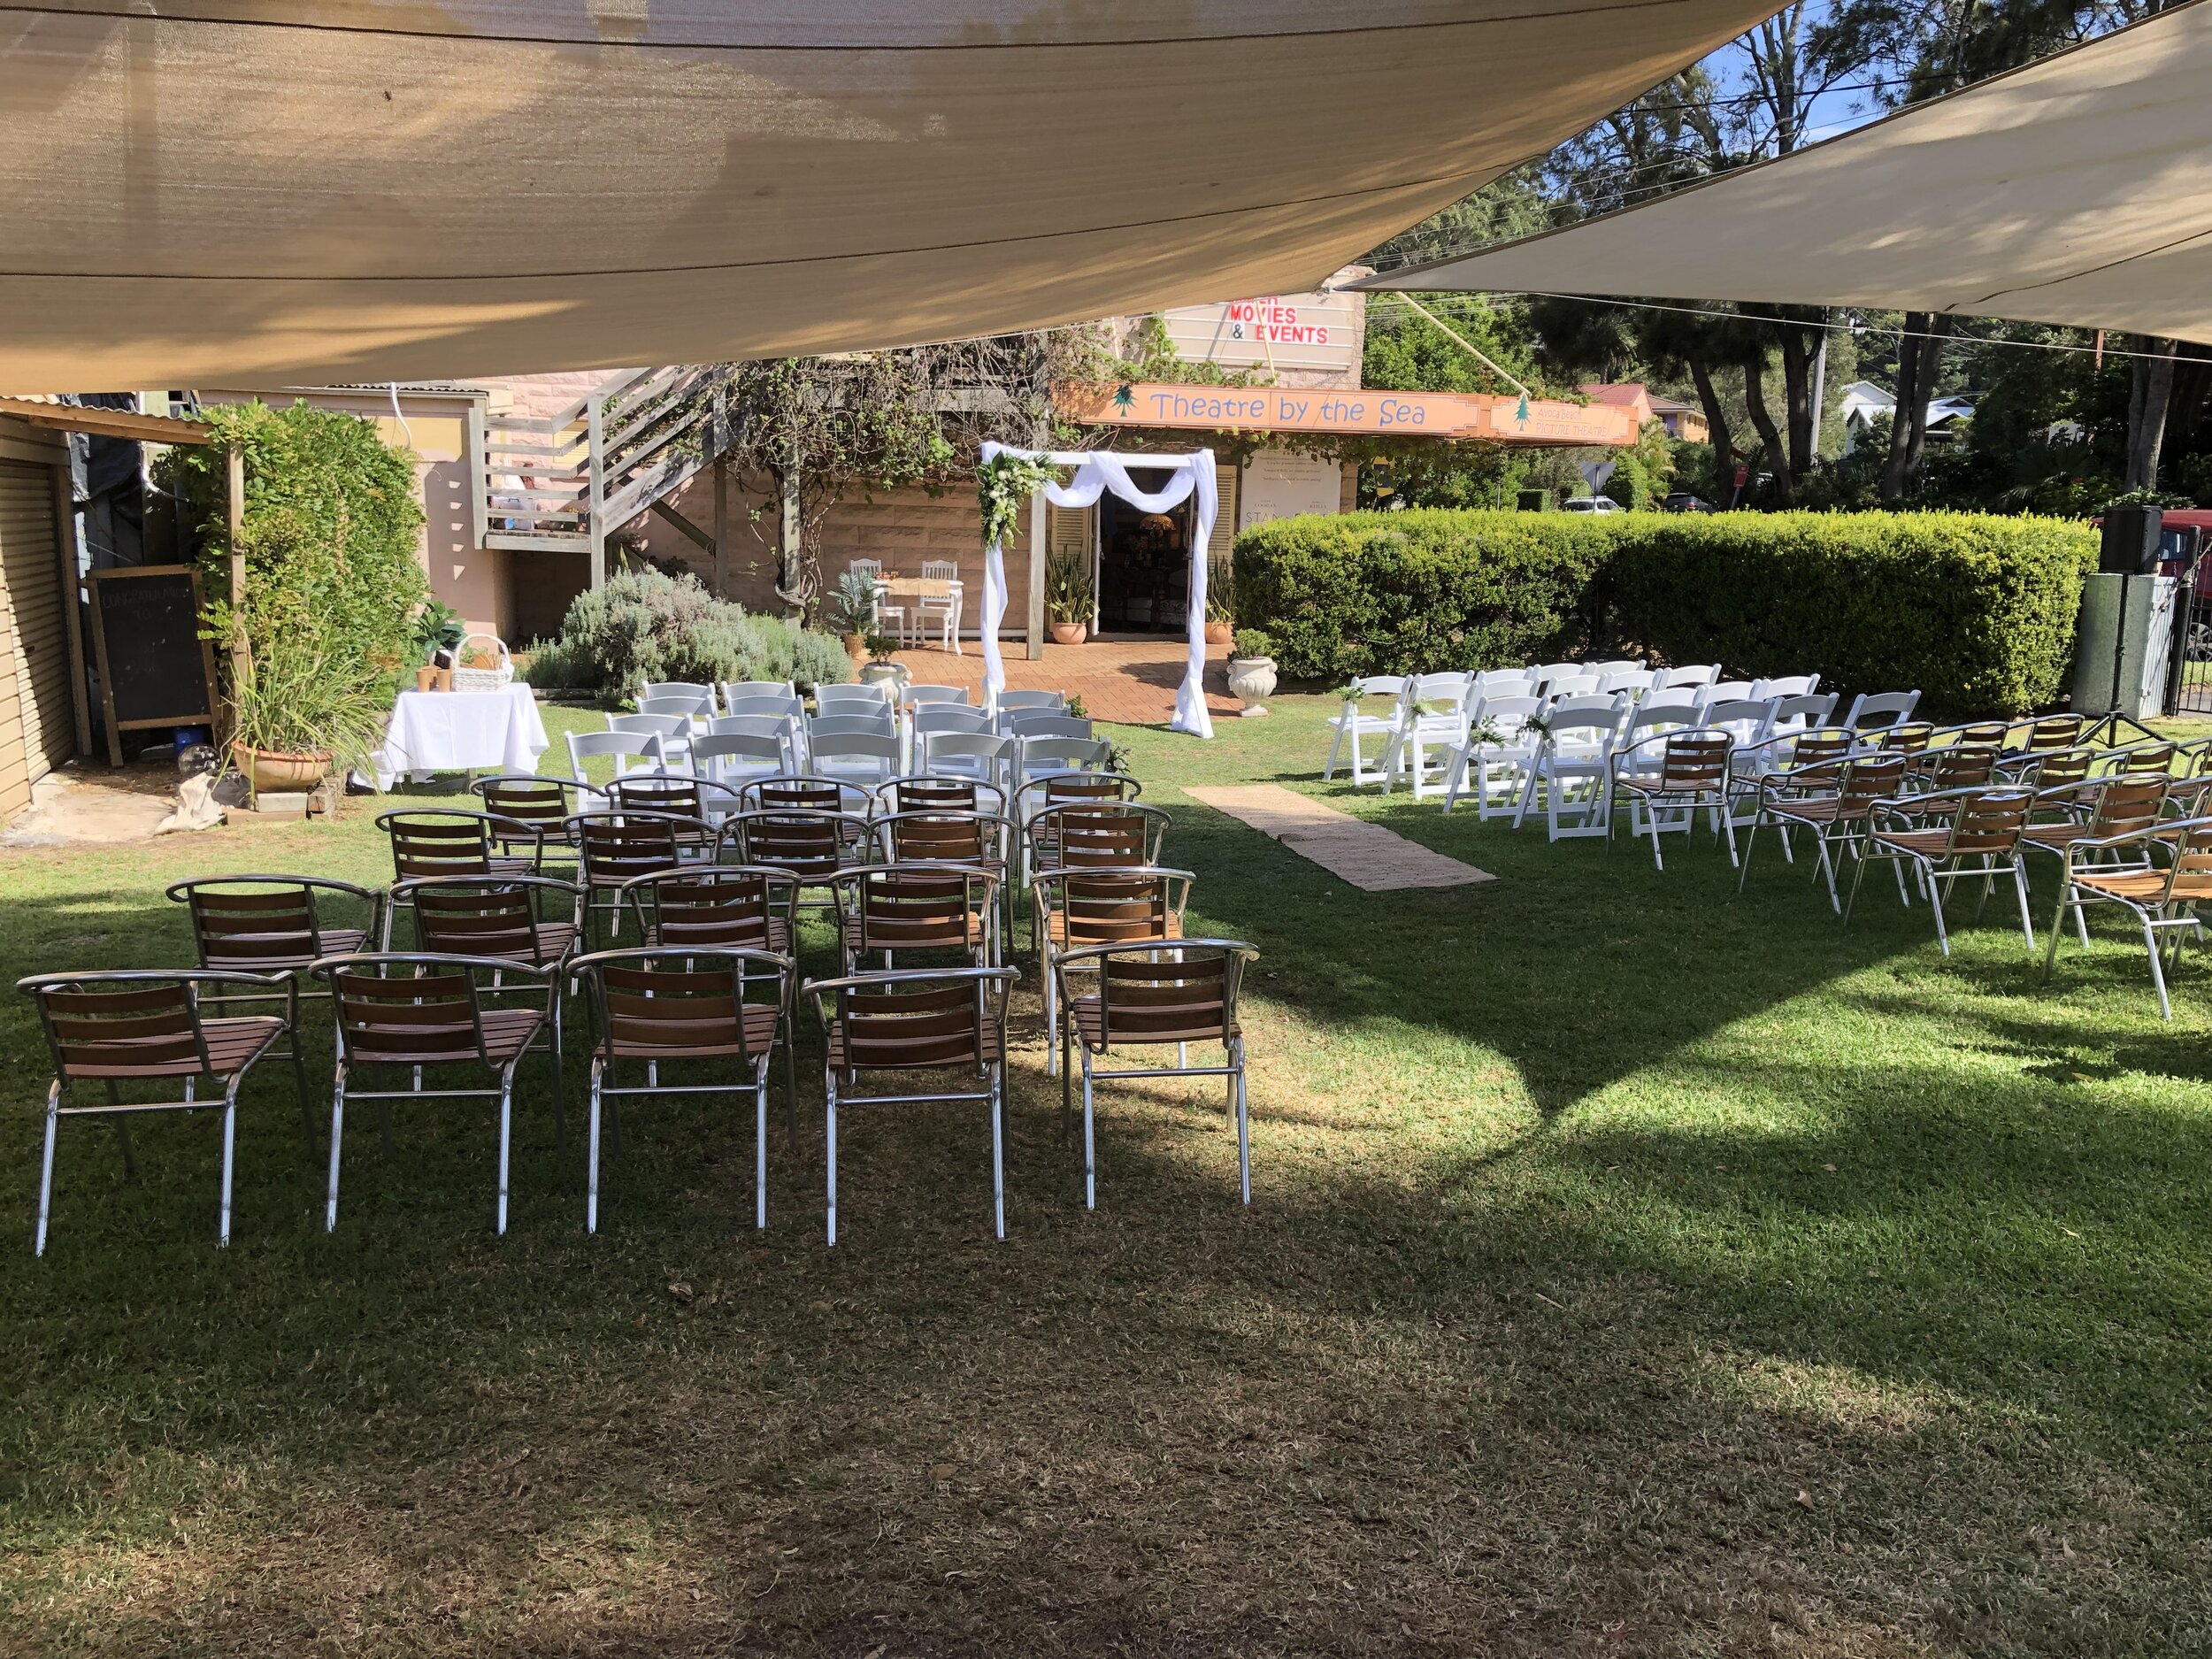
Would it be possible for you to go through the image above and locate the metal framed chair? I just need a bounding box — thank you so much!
[166,873,383,1021]
[720,809,874,926]
[1847,786,2038,955]
[2042,816,2212,1018]
[571,947,797,1231]
[471,774,605,871]
[803,965,1018,1244]
[1025,801,1172,879]
[2023,774,2170,933]
[566,809,711,941]
[1033,864,1192,1076]
[829,863,1001,972]
[604,772,743,841]
[741,772,873,815]
[18,969,298,1254]
[1054,940,1258,1210]
[619,864,798,962]
[872,809,1014,944]
[379,808,540,881]
[872,772,1008,819]
[313,953,557,1235]
[1738,749,1909,910]
[1609,728,1737,869]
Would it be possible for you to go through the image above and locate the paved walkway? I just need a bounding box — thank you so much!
[1184,784,1496,891]
[888,635,1240,726]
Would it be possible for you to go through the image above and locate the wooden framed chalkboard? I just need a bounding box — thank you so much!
[85,565,219,766]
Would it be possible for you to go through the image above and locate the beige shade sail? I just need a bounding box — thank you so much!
[0,0,1786,392]
[1362,2,2212,346]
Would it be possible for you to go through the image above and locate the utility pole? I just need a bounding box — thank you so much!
[1808,319,1829,466]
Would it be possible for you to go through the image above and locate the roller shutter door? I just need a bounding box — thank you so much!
[0,463,73,787]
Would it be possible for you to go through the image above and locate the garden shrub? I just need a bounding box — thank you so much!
[1232,509,1619,682]
[1233,507,2096,716]
[553,566,853,700]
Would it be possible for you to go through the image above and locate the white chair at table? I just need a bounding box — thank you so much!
[849,557,905,644]
[566,730,665,781]
[1325,676,1407,790]
[607,711,693,772]
[1441,695,1543,818]
[915,559,964,654]
[1517,695,1630,841]
[1381,672,1471,800]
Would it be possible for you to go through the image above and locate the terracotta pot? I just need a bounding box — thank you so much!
[1050,621,1088,646]
[413,666,438,692]
[843,631,867,664]
[232,741,333,793]
[1203,620,1234,646]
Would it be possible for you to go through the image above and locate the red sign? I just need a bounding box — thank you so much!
[1732,461,1750,488]
[1223,297,1333,349]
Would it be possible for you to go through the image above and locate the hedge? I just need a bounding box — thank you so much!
[1233,509,2096,716]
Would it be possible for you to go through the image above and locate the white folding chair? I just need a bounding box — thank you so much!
[810,727,902,788]
[1597,666,1655,697]
[902,684,970,711]
[1324,675,1407,789]
[912,703,995,772]
[817,682,895,717]
[1442,695,1542,818]
[608,711,692,771]
[710,711,803,771]
[1765,691,1839,736]
[1694,680,1758,710]
[641,680,718,713]
[1016,736,1113,795]
[1382,673,1471,800]
[1749,673,1822,699]
[1542,673,1602,702]
[1471,668,1536,699]
[995,689,1066,717]
[916,560,963,653]
[1529,662,1581,695]
[689,732,787,799]
[1585,659,1642,675]
[847,558,904,642]
[720,680,796,707]
[1517,696,1628,841]
[1842,689,1923,732]
[567,729,665,781]
[921,731,1015,789]
[1697,699,1779,832]
[1652,664,1722,691]
[638,689,717,725]
[1007,712,1094,742]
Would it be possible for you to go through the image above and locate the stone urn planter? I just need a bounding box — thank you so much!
[1203,619,1234,646]
[1050,620,1088,646]
[1225,654,1278,706]
[858,659,910,691]
[232,741,333,793]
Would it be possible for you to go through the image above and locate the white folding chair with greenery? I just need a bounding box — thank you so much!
[1440,695,1542,818]
[1055,940,1258,1210]
[571,945,796,1232]
[803,965,1019,1244]
[1381,672,1471,800]
[1015,736,1114,797]
[1737,746,1905,910]
[1324,674,1408,788]
[1516,696,1629,841]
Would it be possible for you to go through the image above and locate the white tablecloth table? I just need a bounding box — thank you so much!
[373,684,549,788]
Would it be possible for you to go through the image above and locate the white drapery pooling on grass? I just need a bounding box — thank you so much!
[978,442,1218,739]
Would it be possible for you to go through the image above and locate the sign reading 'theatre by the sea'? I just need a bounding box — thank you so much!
[1057,383,1638,447]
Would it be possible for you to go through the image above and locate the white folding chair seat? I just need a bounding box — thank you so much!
[1442,695,1543,817]
[1325,675,1407,789]
[1517,696,1627,841]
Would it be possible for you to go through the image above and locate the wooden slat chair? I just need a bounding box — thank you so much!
[1726,727,1852,831]
[2024,774,2170,940]
[2094,739,2182,780]
[741,773,872,816]
[1846,786,2039,956]
[1996,745,2096,789]
[803,965,1018,1244]
[620,865,798,957]
[1033,865,1193,1077]
[719,808,874,928]
[380,809,538,883]
[871,773,1008,819]
[1055,941,1259,1210]
[18,970,298,1254]
[1927,720,2010,751]
[311,953,556,1235]
[470,774,604,872]
[2018,713,2085,751]
[167,872,382,1036]
[1875,721,1937,757]
[565,810,710,943]
[871,809,1014,943]
[606,772,742,838]
[2042,816,2212,1018]
[1738,750,1909,910]
[1905,741,2002,803]
[1014,772,1146,888]
[571,947,797,1231]
[830,863,1000,972]
[1609,728,1736,869]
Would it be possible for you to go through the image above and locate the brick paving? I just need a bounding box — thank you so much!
[887,634,1241,726]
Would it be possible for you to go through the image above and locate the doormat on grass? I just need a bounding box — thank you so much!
[1182,785,1495,892]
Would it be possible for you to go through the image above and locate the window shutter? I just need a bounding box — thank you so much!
[1046,502,1091,563]
[1214,461,1240,537]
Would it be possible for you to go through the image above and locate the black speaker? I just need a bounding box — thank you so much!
[2101,505,2163,574]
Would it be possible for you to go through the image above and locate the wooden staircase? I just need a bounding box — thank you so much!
[474,364,740,588]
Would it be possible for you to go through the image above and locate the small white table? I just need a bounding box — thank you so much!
[373,684,549,789]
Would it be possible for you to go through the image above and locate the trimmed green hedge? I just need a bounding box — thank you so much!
[1233,509,2096,715]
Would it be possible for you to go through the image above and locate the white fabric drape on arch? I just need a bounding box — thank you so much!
[978,442,1217,738]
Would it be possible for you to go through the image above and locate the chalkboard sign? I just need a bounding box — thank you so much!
[86,565,218,765]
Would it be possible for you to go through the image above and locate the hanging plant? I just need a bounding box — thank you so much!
[976,451,1062,549]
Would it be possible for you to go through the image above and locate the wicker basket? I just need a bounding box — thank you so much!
[450,632,514,693]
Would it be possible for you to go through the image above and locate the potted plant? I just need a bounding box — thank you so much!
[858,633,910,689]
[1203,553,1235,646]
[1225,626,1278,709]
[226,625,389,798]
[823,568,883,664]
[1046,551,1094,646]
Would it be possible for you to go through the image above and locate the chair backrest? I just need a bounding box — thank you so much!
[1625,699,1696,739]
[405,876,578,965]
[621,868,795,952]
[1542,673,1601,701]
[577,950,786,1064]
[1039,867,1190,948]
[1530,662,1580,689]
[1597,667,1655,695]
[704,714,795,744]
[1845,689,1923,730]
[1546,695,1624,733]
[474,774,599,838]
[811,710,897,739]
[2024,713,2084,751]
[1657,730,1732,791]
[638,689,716,722]
[608,711,690,740]
[1472,695,1542,738]
[1769,691,1839,732]
[814,969,1012,1074]
[689,732,786,787]
[816,682,893,713]
[1876,720,1935,756]
[1838,751,1909,814]
[2024,747,2096,789]
[1697,680,1758,710]
[1766,727,1855,785]
[1079,941,1253,1048]
[641,680,716,707]
[1584,659,1641,674]
[566,729,664,780]
[1347,674,1409,702]
[568,811,690,885]
[921,731,1013,778]
[874,810,1008,867]
[1942,787,2032,855]
[810,729,902,779]
[1749,673,1821,699]
[719,684,800,715]
[1008,712,1094,741]
[2087,774,2170,839]
[1408,672,1470,701]
[25,975,211,1080]
[605,772,742,827]
[848,557,885,580]
[902,684,970,710]
[873,773,1007,818]
[1030,802,1171,871]
[1701,698,1778,743]
[1635,688,1701,719]
[919,559,959,583]
[380,810,495,879]
[1652,663,1721,690]
[995,689,1066,713]
[168,876,373,973]
[914,704,995,738]
[838,864,995,956]
[326,958,488,1066]
[731,808,869,879]
[743,774,870,814]
[1018,736,1113,780]
[1924,743,2001,791]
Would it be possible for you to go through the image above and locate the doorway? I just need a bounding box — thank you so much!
[1096,470,1188,634]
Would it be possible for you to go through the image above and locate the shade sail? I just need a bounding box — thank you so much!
[1362,2,2212,346]
[0,0,1785,392]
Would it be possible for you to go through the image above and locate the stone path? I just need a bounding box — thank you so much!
[1182,785,1496,892]
[888,635,1241,726]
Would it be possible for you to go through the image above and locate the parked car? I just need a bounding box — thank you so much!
[1662,492,1712,512]
[1561,495,1622,514]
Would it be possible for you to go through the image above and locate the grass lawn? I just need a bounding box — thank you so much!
[2,697,2209,1656]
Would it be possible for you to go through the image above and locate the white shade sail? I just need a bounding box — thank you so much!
[0,0,1783,391]
[1362,3,2212,346]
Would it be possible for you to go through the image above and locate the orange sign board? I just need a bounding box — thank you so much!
[1058,382,1636,447]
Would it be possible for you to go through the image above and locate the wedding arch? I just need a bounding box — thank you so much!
[978,441,1218,739]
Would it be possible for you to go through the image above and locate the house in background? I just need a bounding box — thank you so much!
[1837,380,1976,454]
